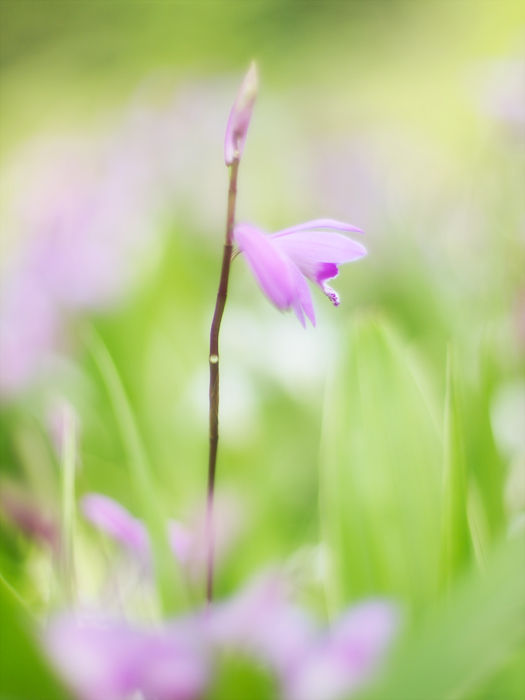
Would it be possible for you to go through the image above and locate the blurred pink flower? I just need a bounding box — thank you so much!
[234,219,366,326]
[207,575,317,677]
[44,573,397,700]
[479,57,525,129]
[0,271,59,397]
[81,494,150,559]
[0,479,58,549]
[47,398,81,460]
[224,62,258,165]
[207,574,397,700]
[45,614,209,700]
[284,602,398,700]
[0,112,167,399]
[80,492,240,579]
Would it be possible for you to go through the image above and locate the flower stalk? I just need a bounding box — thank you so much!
[206,157,240,603]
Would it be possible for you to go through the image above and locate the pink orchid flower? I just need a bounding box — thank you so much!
[206,574,398,700]
[80,492,239,579]
[43,573,397,700]
[284,601,398,700]
[81,493,150,559]
[234,219,366,327]
[45,614,208,700]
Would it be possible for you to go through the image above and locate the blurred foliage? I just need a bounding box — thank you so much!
[321,317,443,614]
[0,576,69,700]
[1,1,524,699]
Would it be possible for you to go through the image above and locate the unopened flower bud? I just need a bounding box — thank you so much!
[224,62,258,165]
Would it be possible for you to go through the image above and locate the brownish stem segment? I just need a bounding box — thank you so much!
[206,158,239,604]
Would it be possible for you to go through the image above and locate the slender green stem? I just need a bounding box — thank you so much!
[206,158,240,604]
[59,404,77,604]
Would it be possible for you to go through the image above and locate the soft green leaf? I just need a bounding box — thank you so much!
[439,347,471,591]
[320,315,443,616]
[204,654,277,700]
[362,532,525,700]
[0,574,69,700]
[59,404,77,605]
[464,339,506,542]
[84,326,186,614]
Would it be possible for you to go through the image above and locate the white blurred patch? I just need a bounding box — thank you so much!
[222,303,334,399]
[491,379,525,458]
[505,454,525,518]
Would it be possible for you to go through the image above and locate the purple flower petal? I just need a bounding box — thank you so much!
[284,601,398,700]
[271,230,366,307]
[288,259,316,327]
[168,519,194,565]
[224,63,258,165]
[45,614,209,700]
[312,262,341,306]
[271,231,367,266]
[234,224,295,310]
[207,575,317,677]
[81,493,150,557]
[0,273,59,398]
[0,480,58,548]
[271,219,364,237]
[235,218,366,324]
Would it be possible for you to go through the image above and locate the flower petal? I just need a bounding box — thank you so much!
[271,219,363,237]
[284,601,398,700]
[224,63,258,165]
[207,575,317,678]
[288,260,316,327]
[45,614,209,700]
[271,231,367,266]
[168,519,194,565]
[81,493,150,556]
[271,231,366,307]
[234,224,295,311]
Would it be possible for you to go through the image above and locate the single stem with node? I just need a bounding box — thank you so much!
[206,157,240,604]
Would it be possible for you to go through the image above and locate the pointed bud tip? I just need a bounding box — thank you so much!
[224,62,259,165]
[242,61,258,101]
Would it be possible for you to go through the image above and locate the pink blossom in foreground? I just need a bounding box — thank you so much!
[224,62,258,165]
[80,494,150,559]
[207,575,318,678]
[0,270,59,397]
[0,108,168,399]
[0,480,58,549]
[45,614,208,700]
[284,602,398,700]
[80,492,240,578]
[206,575,397,700]
[234,219,367,326]
[44,575,397,700]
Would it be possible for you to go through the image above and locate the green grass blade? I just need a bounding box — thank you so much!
[0,575,69,700]
[84,325,186,614]
[362,532,525,700]
[439,347,471,591]
[320,315,443,617]
[464,339,506,541]
[59,403,77,605]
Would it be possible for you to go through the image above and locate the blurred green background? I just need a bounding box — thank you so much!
[0,2,524,699]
